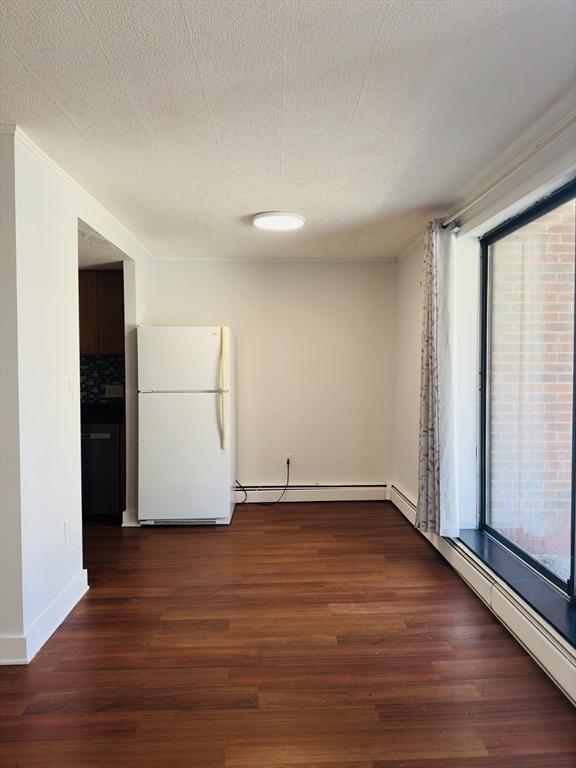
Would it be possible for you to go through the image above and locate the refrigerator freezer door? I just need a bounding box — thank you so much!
[138,392,232,522]
[138,326,227,392]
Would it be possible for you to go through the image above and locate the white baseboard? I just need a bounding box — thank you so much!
[235,485,388,504]
[389,484,417,524]
[389,485,576,705]
[0,635,28,665]
[122,508,140,527]
[0,569,89,665]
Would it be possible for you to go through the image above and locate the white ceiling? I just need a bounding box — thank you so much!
[1,0,575,262]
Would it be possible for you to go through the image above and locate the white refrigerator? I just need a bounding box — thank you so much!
[137,326,235,525]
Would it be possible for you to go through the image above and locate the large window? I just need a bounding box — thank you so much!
[480,180,576,596]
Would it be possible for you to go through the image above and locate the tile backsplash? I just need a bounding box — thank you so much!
[80,355,125,404]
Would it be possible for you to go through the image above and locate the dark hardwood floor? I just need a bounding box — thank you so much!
[1,502,574,767]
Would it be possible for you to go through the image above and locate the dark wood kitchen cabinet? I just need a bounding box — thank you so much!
[79,270,125,354]
[78,271,99,353]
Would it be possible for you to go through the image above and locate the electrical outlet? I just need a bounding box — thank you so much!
[64,519,71,544]
[282,453,292,467]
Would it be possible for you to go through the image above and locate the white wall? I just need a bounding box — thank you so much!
[14,132,86,643]
[151,261,396,488]
[391,241,423,503]
[0,127,154,663]
[0,133,24,655]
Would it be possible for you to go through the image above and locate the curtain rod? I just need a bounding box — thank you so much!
[441,112,576,229]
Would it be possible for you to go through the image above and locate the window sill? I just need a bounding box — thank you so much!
[459,529,575,648]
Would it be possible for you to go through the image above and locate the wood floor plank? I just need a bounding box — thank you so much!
[373,758,576,768]
[0,501,573,768]
[0,693,32,716]
[0,666,230,695]
[23,685,259,715]
[223,729,489,766]
[0,739,227,768]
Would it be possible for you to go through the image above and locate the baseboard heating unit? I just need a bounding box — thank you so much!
[140,518,224,525]
[235,483,388,504]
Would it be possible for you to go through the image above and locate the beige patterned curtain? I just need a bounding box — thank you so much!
[416,220,458,537]
[416,221,441,533]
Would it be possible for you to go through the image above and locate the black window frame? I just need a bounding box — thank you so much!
[479,178,576,600]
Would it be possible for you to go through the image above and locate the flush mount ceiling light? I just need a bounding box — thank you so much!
[252,211,305,231]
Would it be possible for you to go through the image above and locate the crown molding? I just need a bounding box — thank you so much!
[442,109,576,228]
[9,126,155,261]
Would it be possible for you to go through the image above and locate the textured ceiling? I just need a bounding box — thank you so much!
[1,0,575,262]
[78,220,126,269]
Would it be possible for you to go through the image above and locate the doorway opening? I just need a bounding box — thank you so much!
[78,220,128,528]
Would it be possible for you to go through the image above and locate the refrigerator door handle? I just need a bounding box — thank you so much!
[218,326,229,451]
[219,326,229,392]
[220,391,228,451]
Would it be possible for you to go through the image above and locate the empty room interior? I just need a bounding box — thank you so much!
[1,0,576,765]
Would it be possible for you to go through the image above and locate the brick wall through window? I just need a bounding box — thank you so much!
[488,198,575,581]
